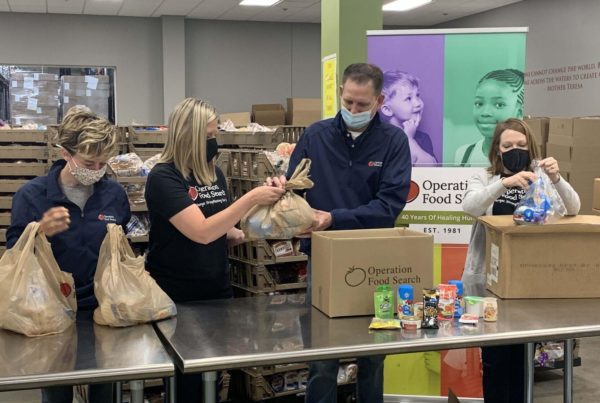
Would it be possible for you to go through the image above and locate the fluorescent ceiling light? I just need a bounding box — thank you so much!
[239,0,282,6]
[383,0,433,12]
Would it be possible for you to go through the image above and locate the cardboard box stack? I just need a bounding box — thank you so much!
[286,98,321,126]
[251,104,286,126]
[546,117,600,214]
[524,117,549,158]
[220,112,251,127]
[9,72,59,126]
[593,178,600,215]
[61,75,110,119]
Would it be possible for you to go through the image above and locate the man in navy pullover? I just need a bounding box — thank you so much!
[285,63,412,403]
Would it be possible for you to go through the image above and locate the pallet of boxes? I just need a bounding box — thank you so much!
[546,117,600,214]
[61,75,110,119]
[10,72,60,126]
[0,127,52,258]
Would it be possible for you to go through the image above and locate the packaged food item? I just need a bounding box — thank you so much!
[369,317,401,330]
[141,153,161,176]
[397,284,414,317]
[345,363,358,383]
[483,297,498,322]
[464,296,484,318]
[374,285,394,319]
[414,302,423,320]
[284,371,299,391]
[298,369,309,388]
[270,240,294,257]
[448,280,464,318]
[437,284,457,321]
[107,153,143,177]
[270,374,285,393]
[401,316,421,331]
[337,366,348,384]
[459,313,479,325]
[422,288,439,329]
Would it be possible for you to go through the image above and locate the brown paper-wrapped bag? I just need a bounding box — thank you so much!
[93,224,176,327]
[0,222,77,337]
[241,158,314,239]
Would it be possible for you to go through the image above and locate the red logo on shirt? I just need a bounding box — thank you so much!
[368,161,383,167]
[188,186,199,201]
[97,214,116,222]
[60,282,72,297]
[407,181,420,203]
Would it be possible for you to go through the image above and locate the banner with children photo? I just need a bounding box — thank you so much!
[367,27,527,399]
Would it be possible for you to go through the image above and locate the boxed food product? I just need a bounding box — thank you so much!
[481,215,600,298]
[220,112,251,127]
[311,228,433,317]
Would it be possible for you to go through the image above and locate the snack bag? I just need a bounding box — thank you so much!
[241,159,314,239]
[0,222,77,337]
[93,224,177,327]
[513,160,567,225]
[107,153,143,177]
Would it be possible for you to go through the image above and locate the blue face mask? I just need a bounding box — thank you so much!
[341,106,374,130]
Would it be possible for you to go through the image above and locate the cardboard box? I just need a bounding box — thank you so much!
[286,98,321,126]
[220,112,251,127]
[311,228,433,317]
[525,117,550,146]
[548,117,573,138]
[251,104,286,126]
[568,170,597,214]
[594,178,600,210]
[481,215,600,299]
[548,118,600,146]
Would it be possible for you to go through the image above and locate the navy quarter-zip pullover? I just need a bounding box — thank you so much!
[7,160,131,309]
[287,112,412,252]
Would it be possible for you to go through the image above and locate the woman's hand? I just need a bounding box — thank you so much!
[264,175,287,189]
[227,228,245,247]
[539,157,561,183]
[39,207,70,236]
[248,186,285,206]
[501,171,537,189]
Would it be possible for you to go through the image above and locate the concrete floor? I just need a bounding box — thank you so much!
[2,337,600,402]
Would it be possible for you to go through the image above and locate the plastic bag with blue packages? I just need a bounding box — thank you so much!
[513,160,567,225]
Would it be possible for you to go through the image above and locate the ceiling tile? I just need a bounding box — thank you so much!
[152,0,201,17]
[247,2,306,22]
[8,0,46,13]
[279,2,319,23]
[186,0,237,19]
[84,0,123,16]
[119,0,163,17]
[217,4,263,21]
[47,0,85,14]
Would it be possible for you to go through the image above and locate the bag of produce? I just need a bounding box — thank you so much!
[0,222,77,336]
[241,159,314,239]
[93,224,176,327]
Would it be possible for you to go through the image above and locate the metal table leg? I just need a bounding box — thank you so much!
[564,339,574,403]
[164,376,175,403]
[115,381,122,403]
[130,380,144,403]
[525,342,535,403]
[202,371,217,403]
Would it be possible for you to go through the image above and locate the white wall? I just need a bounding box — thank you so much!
[185,20,321,114]
[436,0,600,117]
[0,12,164,124]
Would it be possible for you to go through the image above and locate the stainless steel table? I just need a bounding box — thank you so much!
[0,312,174,403]
[155,296,600,403]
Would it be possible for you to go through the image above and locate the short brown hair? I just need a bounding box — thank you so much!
[488,118,539,175]
[342,63,384,95]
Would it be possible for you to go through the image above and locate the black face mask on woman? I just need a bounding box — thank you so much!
[206,138,218,162]
[501,148,530,173]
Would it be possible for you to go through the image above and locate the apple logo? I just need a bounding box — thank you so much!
[345,266,366,287]
[407,180,419,203]
[188,186,199,201]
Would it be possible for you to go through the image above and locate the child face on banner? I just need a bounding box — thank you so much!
[472,79,523,140]
[383,83,424,123]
